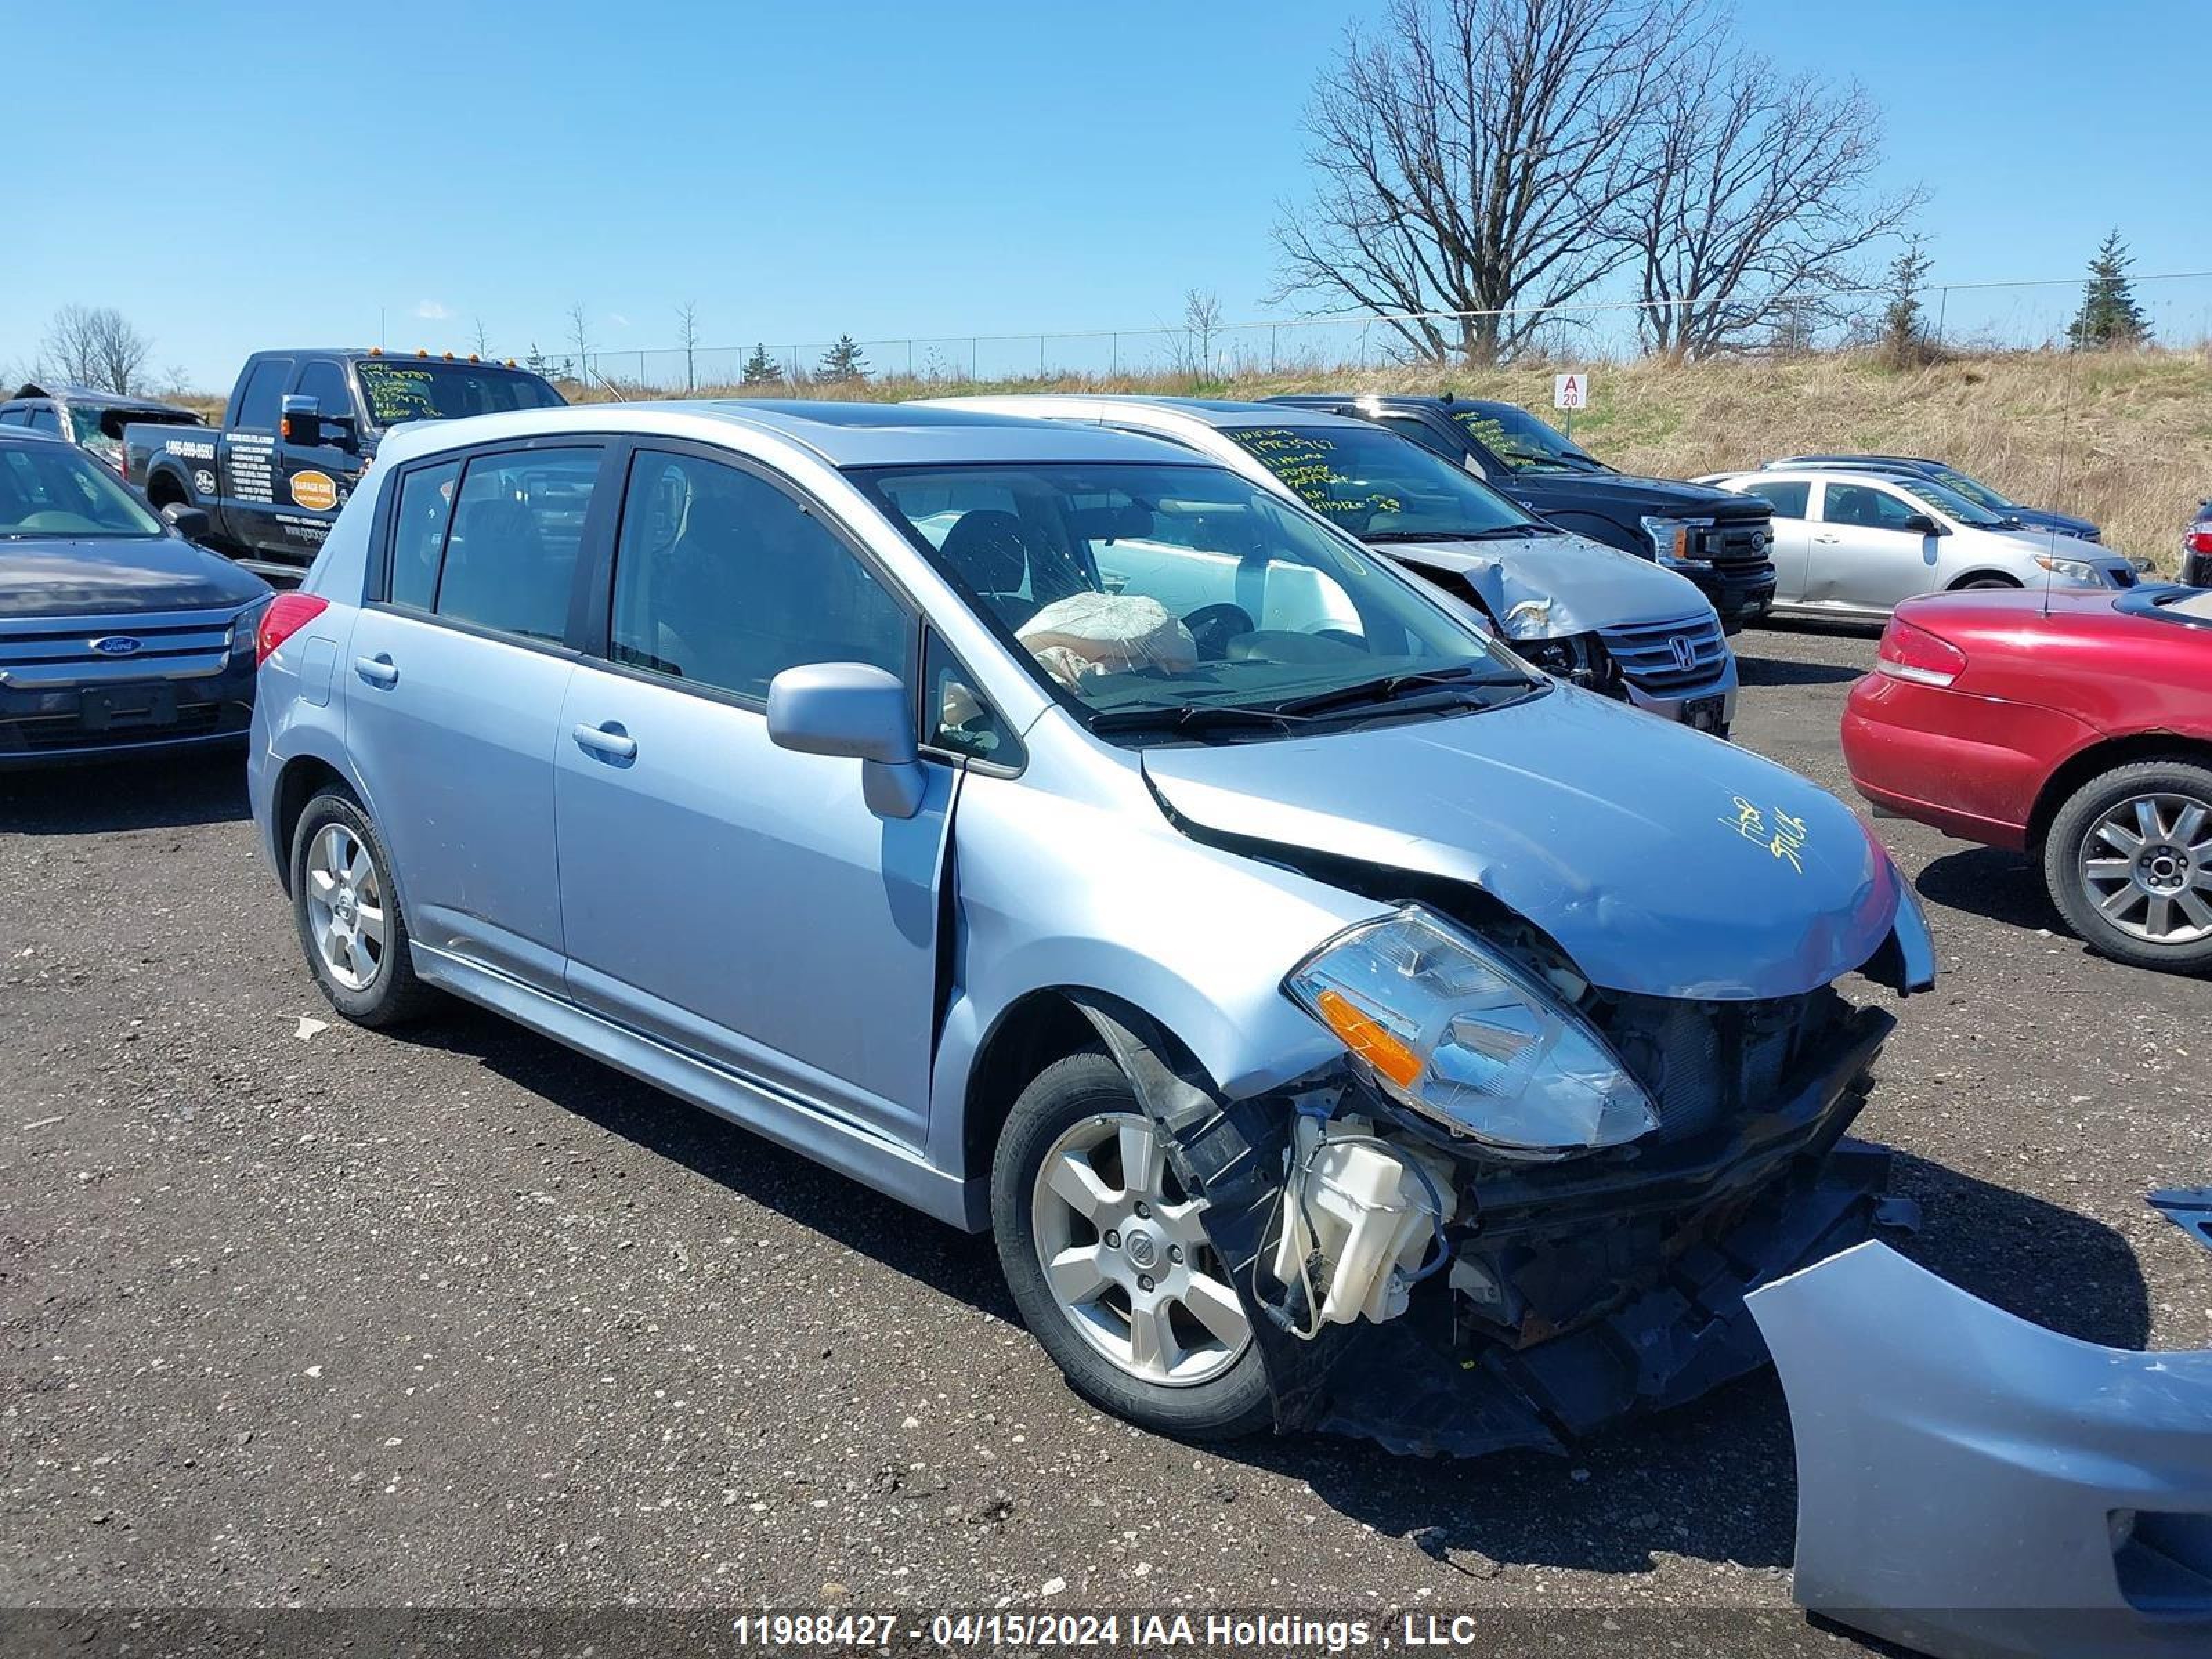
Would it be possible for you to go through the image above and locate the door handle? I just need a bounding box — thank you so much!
[354,653,399,687]
[572,721,637,762]
[1813,534,1840,545]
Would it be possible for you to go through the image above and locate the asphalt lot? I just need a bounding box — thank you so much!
[3,624,2207,1644]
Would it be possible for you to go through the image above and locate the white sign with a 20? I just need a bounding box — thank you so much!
[1553,373,1589,411]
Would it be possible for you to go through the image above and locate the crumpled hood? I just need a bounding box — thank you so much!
[1383,531,1714,636]
[0,536,270,618]
[1143,684,1902,999]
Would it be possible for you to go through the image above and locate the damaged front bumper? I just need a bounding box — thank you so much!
[1747,1241,2212,1659]
[1141,1000,1902,1457]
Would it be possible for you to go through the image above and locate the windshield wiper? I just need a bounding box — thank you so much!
[1087,702,1297,736]
[1266,664,1514,719]
[1365,525,1545,543]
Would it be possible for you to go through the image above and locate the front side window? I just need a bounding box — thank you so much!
[1821,482,1928,533]
[1225,424,1541,543]
[609,450,908,700]
[0,442,164,538]
[1450,406,1602,473]
[859,461,1534,735]
[433,447,600,642]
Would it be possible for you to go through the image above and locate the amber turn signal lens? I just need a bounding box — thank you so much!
[1315,990,1423,1089]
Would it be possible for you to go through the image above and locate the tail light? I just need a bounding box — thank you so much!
[255,592,330,665]
[1875,615,1968,688]
[2187,518,2212,557]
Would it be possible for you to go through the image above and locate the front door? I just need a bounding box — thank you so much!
[342,440,609,994]
[219,356,292,559]
[554,444,953,1143]
[1806,480,1944,613]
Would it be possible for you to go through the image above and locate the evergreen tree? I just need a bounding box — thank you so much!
[740,342,785,387]
[1877,235,1936,366]
[818,335,870,382]
[2066,230,2152,350]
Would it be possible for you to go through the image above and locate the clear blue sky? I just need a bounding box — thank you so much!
[9,0,2206,388]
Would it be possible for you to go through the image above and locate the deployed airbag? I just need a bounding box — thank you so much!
[1747,1241,2212,1659]
[1016,592,1197,690]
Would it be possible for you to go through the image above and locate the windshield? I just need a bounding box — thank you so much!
[856,461,1535,737]
[1226,423,1542,542]
[1920,465,2017,514]
[0,440,165,538]
[1890,476,2010,529]
[1450,406,1602,473]
[65,405,123,461]
[355,360,565,428]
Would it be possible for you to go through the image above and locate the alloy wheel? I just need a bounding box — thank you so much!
[303,823,388,991]
[1029,1112,1250,1387]
[2078,791,2212,946]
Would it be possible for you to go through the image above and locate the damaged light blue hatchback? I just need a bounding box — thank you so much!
[248,401,1936,1451]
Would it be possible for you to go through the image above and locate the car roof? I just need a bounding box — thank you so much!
[372,398,1210,471]
[930,393,1375,434]
[8,381,198,414]
[0,424,74,446]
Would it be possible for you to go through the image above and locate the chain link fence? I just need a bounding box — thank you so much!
[555,272,2212,395]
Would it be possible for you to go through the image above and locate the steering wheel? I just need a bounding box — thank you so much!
[1182,602,1255,661]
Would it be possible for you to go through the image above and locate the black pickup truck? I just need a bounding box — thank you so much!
[123,348,564,577]
[1267,393,1777,630]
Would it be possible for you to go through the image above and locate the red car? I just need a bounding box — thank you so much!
[1843,584,2212,973]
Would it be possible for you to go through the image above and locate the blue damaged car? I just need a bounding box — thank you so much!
[246,401,1933,1451]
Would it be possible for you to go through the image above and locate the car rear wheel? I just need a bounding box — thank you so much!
[2044,760,2212,973]
[290,791,435,1025]
[991,1049,1271,1441]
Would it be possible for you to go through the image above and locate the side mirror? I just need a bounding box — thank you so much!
[161,503,212,542]
[766,662,926,818]
[1902,512,1941,536]
[280,394,356,449]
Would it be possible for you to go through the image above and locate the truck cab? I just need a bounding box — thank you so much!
[127,349,565,579]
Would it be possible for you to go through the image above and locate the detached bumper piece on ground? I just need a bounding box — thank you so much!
[1749,1241,2212,1659]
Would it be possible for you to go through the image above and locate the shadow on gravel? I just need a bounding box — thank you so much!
[1913,844,2060,932]
[1734,653,1866,688]
[384,1002,2149,1586]
[0,747,249,834]
[385,1001,1013,1315]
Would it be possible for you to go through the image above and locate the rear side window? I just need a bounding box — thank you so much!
[1747,479,1810,518]
[236,359,293,429]
[433,447,600,643]
[28,406,61,435]
[608,449,908,699]
[388,459,462,610]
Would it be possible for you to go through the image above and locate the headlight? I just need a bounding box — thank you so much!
[1640,514,1707,568]
[2032,553,2097,583]
[1502,598,1553,640]
[1284,907,1658,1160]
[229,598,272,656]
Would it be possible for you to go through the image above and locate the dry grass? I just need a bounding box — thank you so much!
[534,346,2197,572]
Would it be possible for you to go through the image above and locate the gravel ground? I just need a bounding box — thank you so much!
[1,624,2206,1644]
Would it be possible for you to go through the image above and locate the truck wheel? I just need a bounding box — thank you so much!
[2043,759,2212,974]
[991,1050,1272,1441]
[290,791,436,1026]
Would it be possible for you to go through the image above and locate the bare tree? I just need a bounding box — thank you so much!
[42,305,152,394]
[1625,51,1924,359]
[1181,288,1226,380]
[1273,0,1710,364]
[565,301,594,384]
[471,317,493,357]
[675,301,702,391]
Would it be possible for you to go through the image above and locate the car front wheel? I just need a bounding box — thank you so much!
[2044,759,2212,973]
[991,1050,1271,1441]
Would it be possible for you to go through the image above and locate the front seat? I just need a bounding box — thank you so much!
[937,509,1047,630]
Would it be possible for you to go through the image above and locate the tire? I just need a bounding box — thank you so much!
[289,791,437,1026]
[1956,577,2018,591]
[2042,758,2212,974]
[991,1049,1272,1441]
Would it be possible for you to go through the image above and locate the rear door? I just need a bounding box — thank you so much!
[270,357,359,562]
[343,438,612,995]
[1806,480,1944,612]
[219,357,291,557]
[554,442,953,1143]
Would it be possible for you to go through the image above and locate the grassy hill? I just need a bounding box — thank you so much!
[594,347,2207,571]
